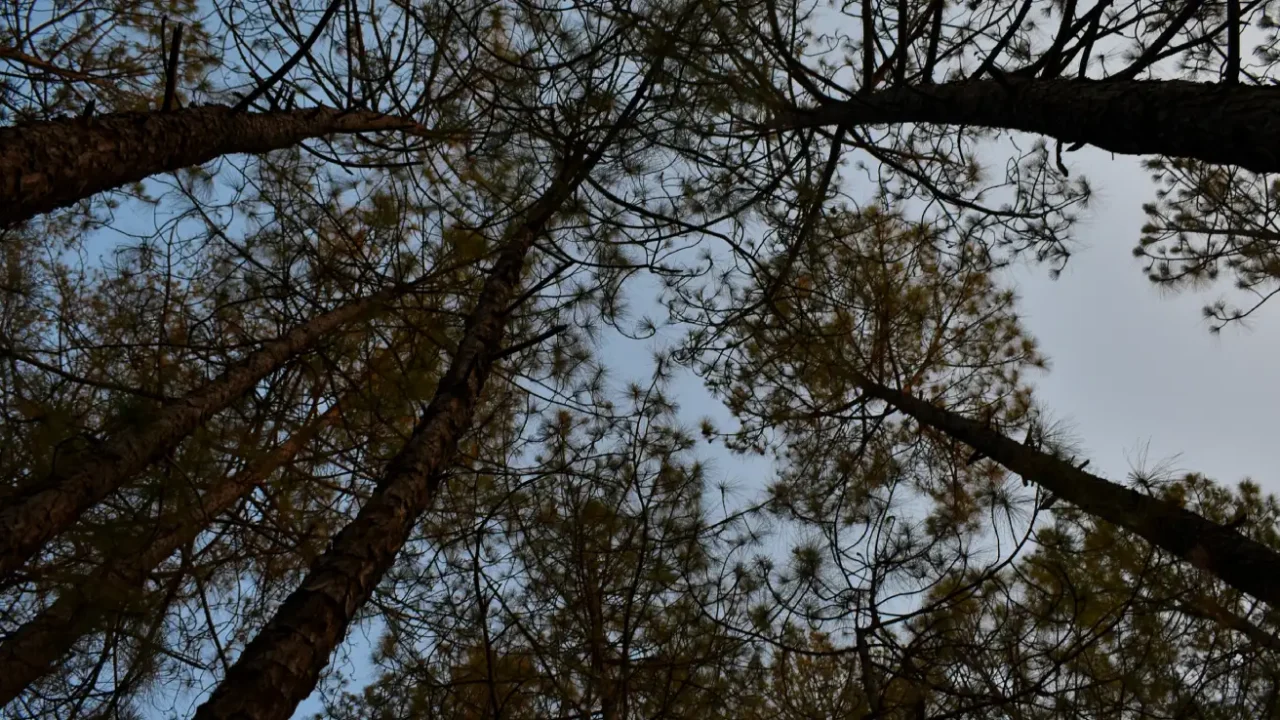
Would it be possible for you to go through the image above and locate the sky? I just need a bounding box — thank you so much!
[598,143,1280,535]
[1008,148,1280,494]
[32,126,1262,719]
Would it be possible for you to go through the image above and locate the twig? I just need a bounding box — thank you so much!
[1114,0,1208,80]
[232,0,345,112]
[0,346,172,401]
[923,0,943,83]
[163,23,184,112]
[972,0,1034,81]
[861,0,875,93]
[1226,0,1241,84]
[494,324,568,361]
[0,46,113,87]
[502,260,574,315]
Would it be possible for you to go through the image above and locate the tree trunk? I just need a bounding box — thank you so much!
[0,400,344,708]
[774,78,1280,174]
[188,46,661,716]
[854,375,1280,610]
[188,155,589,720]
[0,106,426,226]
[0,283,406,582]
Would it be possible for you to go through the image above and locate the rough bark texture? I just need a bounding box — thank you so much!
[0,403,340,707]
[777,78,1280,174]
[856,376,1280,610]
[0,106,422,226]
[0,286,399,581]
[188,160,586,720]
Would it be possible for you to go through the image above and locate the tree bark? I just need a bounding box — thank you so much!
[187,155,589,720]
[854,375,1280,610]
[773,78,1280,174]
[0,283,406,582]
[0,105,426,226]
[0,401,343,708]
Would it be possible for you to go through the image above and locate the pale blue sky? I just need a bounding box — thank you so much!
[23,1,1280,716]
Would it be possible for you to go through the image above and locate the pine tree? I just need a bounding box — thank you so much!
[185,4,692,713]
[0,272,430,583]
[320,366,750,720]
[8,1,1280,718]
[692,0,1280,320]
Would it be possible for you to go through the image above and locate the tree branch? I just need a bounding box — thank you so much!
[232,0,345,113]
[853,374,1280,611]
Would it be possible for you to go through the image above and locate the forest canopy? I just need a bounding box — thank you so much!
[3,0,1280,718]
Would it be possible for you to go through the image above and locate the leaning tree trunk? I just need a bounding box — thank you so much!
[853,374,1280,610]
[773,78,1280,175]
[0,281,413,583]
[0,397,348,707]
[187,54,658,720]
[187,152,588,720]
[0,106,427,226]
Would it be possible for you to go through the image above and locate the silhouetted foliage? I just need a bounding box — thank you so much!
[4,1,1280,719]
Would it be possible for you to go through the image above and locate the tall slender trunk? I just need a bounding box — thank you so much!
[854,375,1280,609]
[188,53,658,720]
[0,399,345,707]
[577,511,618,720]
[0,106,426,226]
[188,157,586,720]
[0,282,408,582]
[774,78,1280,174]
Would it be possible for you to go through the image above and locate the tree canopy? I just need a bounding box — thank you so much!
[4,0,1280,719]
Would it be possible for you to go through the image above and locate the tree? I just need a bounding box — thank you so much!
[0,0,216,121]
[0,322,454,705]
[0,0,473,230]
[696,0,1280,319]
[0,106,436,227]
[320,365,750,720]
[0,273,426,583]
[774,78,1280,175]
[678,185,1280,671]
[904,472,1280,719]
[7,0,1280,718]
[657,0,1280,613]
[853,373,1280,609]
[0,192,480,715]
[185,3,691,715]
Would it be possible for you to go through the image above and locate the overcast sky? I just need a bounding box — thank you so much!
[1009,149,1280,494]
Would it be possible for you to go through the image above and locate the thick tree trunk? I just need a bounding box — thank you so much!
[0,283,405,582]
[854,375,1280,610]
[0,106,425,226]
[775,78,1280,174]
[0,401,343,707]
[188,156,589,720]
